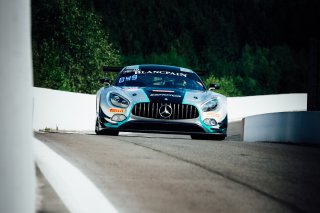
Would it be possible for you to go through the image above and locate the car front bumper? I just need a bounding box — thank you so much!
[98,112,227,136]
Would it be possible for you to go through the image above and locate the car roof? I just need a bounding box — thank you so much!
[124,64,195,73]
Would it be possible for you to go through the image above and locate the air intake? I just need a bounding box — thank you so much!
[132,102,199,119]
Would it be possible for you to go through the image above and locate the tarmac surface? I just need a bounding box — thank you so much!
[35,122,320,213]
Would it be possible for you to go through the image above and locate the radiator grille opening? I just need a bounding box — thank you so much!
[132,102,199,119]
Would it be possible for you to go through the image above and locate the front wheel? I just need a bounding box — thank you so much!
[95,118,119,136]
[95,118,102,135]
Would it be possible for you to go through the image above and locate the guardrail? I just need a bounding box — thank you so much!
[32,87,307,131]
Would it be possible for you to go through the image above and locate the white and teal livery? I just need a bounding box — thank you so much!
[96,64,228,140]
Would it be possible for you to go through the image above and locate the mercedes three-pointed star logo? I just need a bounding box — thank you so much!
[159,104,172,118]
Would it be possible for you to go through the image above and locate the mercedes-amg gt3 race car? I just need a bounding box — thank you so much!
[95,64,227,140]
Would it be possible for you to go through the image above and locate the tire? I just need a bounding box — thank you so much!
[95,118,102,135]
[95,118,119,136]
[191,134,226,141]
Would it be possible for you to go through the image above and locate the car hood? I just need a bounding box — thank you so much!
[109,86,221,105]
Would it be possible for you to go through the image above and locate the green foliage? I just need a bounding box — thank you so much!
[32,0,120,94]
[32,0,314,96]
[121,48,188,68]
[201,44,302,96]
[203,76,242,97]
[91,0,311,96]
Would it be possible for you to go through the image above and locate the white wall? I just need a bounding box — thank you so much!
[32,87,307,131]
[243,112,320,143]
[0,1,35,212]
[227,93,307,122]
[33,87,96,131]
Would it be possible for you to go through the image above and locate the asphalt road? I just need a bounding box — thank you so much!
[35,122,320,213]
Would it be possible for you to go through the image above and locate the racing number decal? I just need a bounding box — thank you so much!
[119,75,137,83]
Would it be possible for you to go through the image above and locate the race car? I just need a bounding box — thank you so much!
[95,64,228,140]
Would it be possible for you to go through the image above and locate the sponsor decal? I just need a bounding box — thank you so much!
[150,94,182,98]
[152,90,174,93]
[109,108,125,113]
[134,70,187,78]
[203,111,221,118]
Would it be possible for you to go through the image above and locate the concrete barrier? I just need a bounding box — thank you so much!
[1,1,35,212]
[227,93,307,122]
[243,112,320,144]
[32,87,307,131]
[34,138,118,213]
[33,87,96,131]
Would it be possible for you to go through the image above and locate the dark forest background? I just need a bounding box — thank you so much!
[32,0,320,96]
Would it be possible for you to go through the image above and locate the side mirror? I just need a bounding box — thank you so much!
[209,83,220,91]
[99,78,110,86]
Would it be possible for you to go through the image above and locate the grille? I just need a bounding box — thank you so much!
[132,102,199,119]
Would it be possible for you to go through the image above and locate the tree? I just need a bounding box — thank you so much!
[32,0,120,93]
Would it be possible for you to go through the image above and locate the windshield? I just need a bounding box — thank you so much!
[115,68,205,91]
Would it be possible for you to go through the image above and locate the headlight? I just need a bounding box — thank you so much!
[202,98,218,112]
[109,93,130,108]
